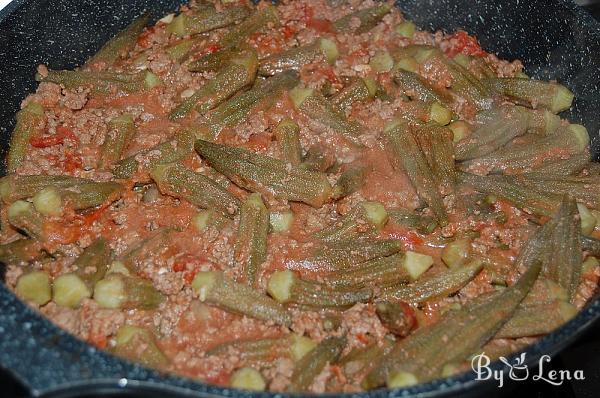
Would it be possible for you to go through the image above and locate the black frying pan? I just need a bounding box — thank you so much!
[1,0,599,396]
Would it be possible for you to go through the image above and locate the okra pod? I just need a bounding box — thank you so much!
[274,118,302,165]
[415,122,456,194]
[112,325,169,368]
[167,6,250,36]
[455,106,529,161]
[331,165,369,200]
[382,259,483,303]
[458,172,559,217]
[60,181,124,210]
[339,340,394,380]
[464,124,589,173]
[192,271,291,326]
[98,114,136,169]
[333,4,392,34]
[387,208,437,235]
[15,270,52,305]
[484,77,574,114]
[187,46,240,73]
[518,175,600,210]
[525,151,590,178]
[169,47,258,120]
[495,300,577,338]
[332,77,376,111]
[259,38,338,76]
[39,70,152,94]
[267,269,373,308]
[119,228,174,273]
[113,129,195,179]
[385,120,448,225]
[165,37,204,62]
[364,258,542,388]
[544,195,582,302]
[289,86,363,145]
[150,162,240,216]
[206,70,300,137]
[221,5,279,49]
[235,193,269,286]
[0,239,45,265]
[206,334,316,364]
[322,253,410,289]
[52,238,111,308]
[313,202,388,242]
[393,70,453,106]
[375,301,416,337]
[287,336,346,393]
[93,273,164,309]
[0,174,94,203]
[298,239,403,271]
[87,13,150,66]
[195,139,332,207]
[7,102,45,173]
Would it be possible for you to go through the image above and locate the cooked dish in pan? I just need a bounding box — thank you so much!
[2,0,599,393]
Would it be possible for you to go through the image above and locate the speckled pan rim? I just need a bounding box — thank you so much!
[0,0,599,397]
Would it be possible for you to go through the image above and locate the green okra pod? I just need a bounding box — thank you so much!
[289,86,363,145]
[7,102,45,173]
[112,325,169,368]
[187,46,241,73]
[259,38,338,76]
[332,77,377,111]
[287,336,347,393]
[458,172,560,217]
[495,300,577,338]
[364,257,542,388]
[167,5,251,36]
[518,175,600,210]
[93,273,164,309]
[119,228,174,273]
[235,193,269,286]
[0,239,45,265]
[455,106,529,161]
[525,151,591,178]
[221,5,279,49]
[53,238,111,308]
[463,124,589,173]
[165,37,204,63]
[206,334,316,364]
[192,271,292,326]
[60,181,124,210]
[544,195,583,302]
[195,139,332,207]
[313,201,388,242]
[393,69,453,106]
[322,253,410,289]
[267,269,373,308]
[298,239,403,271]
[484,77,574,114]
[169,47,258,120]
[206,70,300,137]
[415,122,456,194]
[87,12,150,66]
[113,129,195,179]
[38,70,155,94]
[339,340,394,380]
[331,165,369,200]
[274,118,303,165]
[7,201,45,241]
[384,120,448,225]
[98,114,136,169]
[333,4,392,34]
[0,174,95,203]
[382,259,483,303]
[387,208,437,235]
[150,162,240,217]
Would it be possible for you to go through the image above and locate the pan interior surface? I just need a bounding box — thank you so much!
[0,0,599,397]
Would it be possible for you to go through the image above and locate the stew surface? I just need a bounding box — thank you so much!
[2,0,599,393]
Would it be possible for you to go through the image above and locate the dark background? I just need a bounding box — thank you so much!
[1,1,600,397]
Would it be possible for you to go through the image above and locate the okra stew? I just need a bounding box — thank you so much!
[2,0,599,393]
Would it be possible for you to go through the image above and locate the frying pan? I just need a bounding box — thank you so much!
[1,0,599,397]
